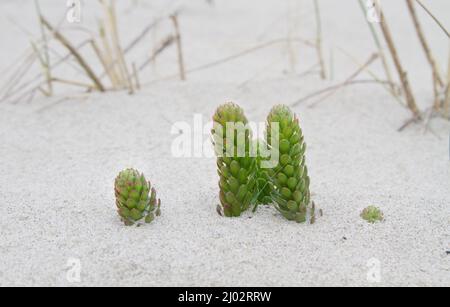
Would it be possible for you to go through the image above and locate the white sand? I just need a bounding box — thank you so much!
[0,0,449,286]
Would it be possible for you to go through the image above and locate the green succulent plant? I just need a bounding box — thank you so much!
[114,169,161,226]
[361,206,384,223]
[265,105,312,223]
[254,139,274,206]
[211,102,257,217]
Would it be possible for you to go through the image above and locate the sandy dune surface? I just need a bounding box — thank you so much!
[0,0,449,286]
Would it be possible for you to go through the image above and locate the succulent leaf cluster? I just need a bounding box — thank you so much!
[264,105,311,223]
[211,102,257,217]
[254,139,274,206]
[211,103,314,223]
[114,169,161,226]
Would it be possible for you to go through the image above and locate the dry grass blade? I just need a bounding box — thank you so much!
[313,0,326,79]
[124,18,162,54]
[291,53,379,107]
[141,37,316,86]
[36,94,89,113]
[2,40,91,103]
[406,0,443,89]
[408,1,444,86]
[51,77,96,90]
[415,0,450,38]
[238,56,285,89]
[357,0,396,96]
[30,41,51,96]
[188,38,314,74]
[139,35,174,71]
[291,79,392,107]
[0,53,36,101]
[377,4,421,118]
[97,17,165,81]
[444,48,450,117]
[98,21,122,86]
[40,16,105,92]
[0,49,32,79]
[397,116,421,132]
[171,14,186,81]
[336,47,404,106]
[35,0,52,96]
[125,63,135,95]
[432,74,440,110]
[90,39,117,89]
[132,63,140,90]
[104,0,133,93]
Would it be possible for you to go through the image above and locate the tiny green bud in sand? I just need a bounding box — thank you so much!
[361,206,384,223]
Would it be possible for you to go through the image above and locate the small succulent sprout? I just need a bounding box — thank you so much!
[114,169,161,226]
[361,206,384,223]
[265,105,312,223]
[211,102,257,217]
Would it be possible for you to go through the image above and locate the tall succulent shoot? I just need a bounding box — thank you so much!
[115,169,161,226]
[212,102,256,217]
[266,105,311,223]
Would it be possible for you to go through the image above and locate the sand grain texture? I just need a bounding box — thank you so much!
[0,0,449,286]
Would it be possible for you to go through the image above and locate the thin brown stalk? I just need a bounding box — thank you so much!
[329,47,334,80]
[90,39,117,88]
[291,79,392,107]
[432,74,440,110]
[35,0,52,95]
[171,14,186,81]
[313,0,326,79]
[36,94,89,113]
[186,38,313,74]
[336,47,404,107]
[139,35,174,71]
[98,21,122,86]
[377,4,421,118]
[0,48,32,78]
[397,116,421,132]
[415,0,450,38]
[151,18,159,72]
[406,0,443,90]
[238,57,284,89]
[1,52,36,100]
[358,0,397,96]
[294,53,379,107]
[103,0,132,92]
[140,37,316,86]
[30,41,51,96]
[40,16,105,92]
[286,3,297,72]
[99,0,124,83]
[444,48,450,117]
[407,0,443,113]
[422,107,435,134]
[2,40,91,103]
[10,84,44,105]
[398,106,441,139]
[125,64,135,95]
[132,63,140,90]
[97,17,165,80]
[124,18,162,54]
[26,88,38,104]
[51,77,96,90]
